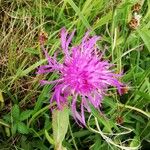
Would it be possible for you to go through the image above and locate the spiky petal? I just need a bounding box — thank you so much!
[37,28,123,126]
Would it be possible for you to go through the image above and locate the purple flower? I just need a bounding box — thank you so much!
[37,28,123,126]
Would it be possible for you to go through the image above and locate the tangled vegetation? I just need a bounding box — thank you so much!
[0,0,150,149]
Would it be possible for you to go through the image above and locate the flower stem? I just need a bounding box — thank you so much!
[69,121,78,150]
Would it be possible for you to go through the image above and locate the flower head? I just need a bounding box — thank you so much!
[37,28,123,126]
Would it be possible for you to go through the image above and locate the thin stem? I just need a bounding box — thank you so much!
[118,103,150,118]
[28,103,55,127]
[0,120,10,128]
[69,121,78,150]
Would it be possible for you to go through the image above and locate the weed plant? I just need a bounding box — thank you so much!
[0,0,150,149]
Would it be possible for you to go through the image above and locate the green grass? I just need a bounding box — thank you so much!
[0,0,150,149]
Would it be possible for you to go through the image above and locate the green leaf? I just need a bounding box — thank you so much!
[5,127,11,137]
[92,135,102,150]
[93,11,112,30]
[137,28,150,53]
[19,59,45,77]
[12,104,20,121]
[73,130,91,138]
[17,122,29,134]
[31,141,49,150]
[89,103,112,133]
[136,91,150,103]
[130,136,140,148]
[0,119,10,128]
[65,0,91,29]
[0,90,4,103]
[3,114,11,124]
[20,110,33,121]
[52,106,69,149]
[24,48,39,55]
[12,123,17,135]
[45,130,54,145]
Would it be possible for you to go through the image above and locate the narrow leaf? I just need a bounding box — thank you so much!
[45,130,54,145]
[52,106,69,149]
[89,103,112,133]
[66,0,91,29]
[12,123,17,135]
[93,11,112,30]
[0,90,4,103]
[137,28,150,52]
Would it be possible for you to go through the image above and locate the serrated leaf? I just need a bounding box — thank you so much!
[52,106,69,149]
[12,104,20,121]
[17,122,29,134]
[20,110,33,121]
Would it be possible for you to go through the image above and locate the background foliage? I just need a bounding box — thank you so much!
[0,0,150,149]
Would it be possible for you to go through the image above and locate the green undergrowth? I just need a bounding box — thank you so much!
[0,0,150,149]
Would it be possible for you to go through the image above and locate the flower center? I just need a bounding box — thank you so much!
[63,58,95,94]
